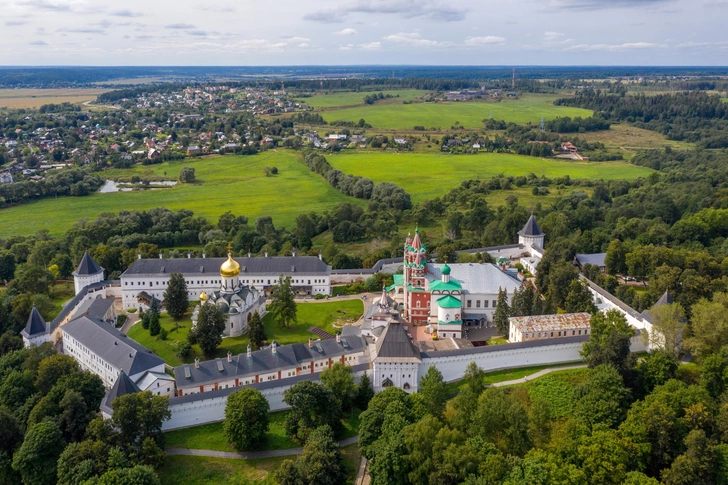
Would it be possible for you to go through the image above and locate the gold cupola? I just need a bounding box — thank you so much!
[199,291,208,301]
[220,252,241,277]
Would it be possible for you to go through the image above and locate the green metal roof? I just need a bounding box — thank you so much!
[438,320,462,326]
[393,274,404,286]
[437,295,462,308]
[430,279,462,292]
[386,284,397,292]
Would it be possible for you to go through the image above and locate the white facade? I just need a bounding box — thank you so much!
[373,360,420,393]
[74,271,104,296]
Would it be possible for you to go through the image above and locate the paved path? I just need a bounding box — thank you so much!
[166,436,359,459]
[489,364,587,387]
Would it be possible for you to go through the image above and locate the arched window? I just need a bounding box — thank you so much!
[382,378,393,388]
[416,300,421,308]
[403,383,410,390]
[445,313,450,320]
[455,314,460,320]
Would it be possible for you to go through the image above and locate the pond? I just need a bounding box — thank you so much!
[99,180,178,193]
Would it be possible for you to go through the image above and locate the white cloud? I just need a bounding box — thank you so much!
[384,32,449,47]
[111,9,142,17]
[165,23,196,29]
[564,42,660,51]
[544,31,565,41]
[334,28,357,36]
[464,36,506,46]
[358,41,381,50]
[305,0,468,23]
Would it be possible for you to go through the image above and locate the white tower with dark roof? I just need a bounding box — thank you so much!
[72,252,105,295]
[518,214,545,251]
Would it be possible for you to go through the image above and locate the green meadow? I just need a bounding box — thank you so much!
[322,94,593,129]
[326,152,654,202]
[297,89,426,108]
[0,151,361,238]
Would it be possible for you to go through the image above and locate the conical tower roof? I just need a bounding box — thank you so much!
[22,306,47,337]
[653,291,673,308]
[73,251,103,276]
[102,370,142,415]
[518,214,544,237]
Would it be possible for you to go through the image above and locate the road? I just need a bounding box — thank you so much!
[166,436,359,460]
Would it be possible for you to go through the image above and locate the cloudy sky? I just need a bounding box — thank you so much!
[1,0,727,65]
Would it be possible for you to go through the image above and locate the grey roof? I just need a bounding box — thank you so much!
[575,253,607,268]
[101,371,141,416]
[49,280,120,333]
[22,306,47,338]
[421,334,590,358]
[582,276,645,322]
[374,323,421,361]
[169,363,370,406]
[73,252,104,276]
[73,298,114,321]
[175,334,366,388]
[642,291,674,323]
[122,255,331,278]
[428,263,521,295]
[518,215,544,237]
[62,316,165,376]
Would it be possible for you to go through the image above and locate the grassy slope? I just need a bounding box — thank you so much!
[126,300,364,366]
[297,89,426,108]
[322,94,593,129]
[0,151,361,238]
[326,151,654,202]
[164,408,362,452]
[158,444,361,485]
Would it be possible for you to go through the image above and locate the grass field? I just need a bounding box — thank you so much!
[326,151,654,202]
[0,151,361,238]
[296,89,426,108]
[321,94,592,129]
[443,363,582,395]
[522,368,588,417]
[164,407,362,452]
[583,123,693,151]
[126,300,364,366]
[158,444,361,485]
[0,88,108,108]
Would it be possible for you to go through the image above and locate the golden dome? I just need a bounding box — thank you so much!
[220,253,240,277]
[199,291,208,301]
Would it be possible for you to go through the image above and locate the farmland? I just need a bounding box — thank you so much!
[0,88,108,108]
[326,151,654,202]
[320,94,593,129]
[0,151,361,238]
[297,89,426,108]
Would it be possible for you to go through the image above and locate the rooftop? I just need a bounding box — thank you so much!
[427,263,520,295]
[509,312,591,333]
[518,214,544,237]
[73,251,104,276]
[575,253,607,268]
[122,255,330,278]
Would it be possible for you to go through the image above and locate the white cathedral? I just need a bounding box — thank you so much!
[192,252,266,338]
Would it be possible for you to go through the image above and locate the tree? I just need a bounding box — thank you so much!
[605,239,629,276]
[356,372,375,410]
[321,362,356,412]
[573,365,630,429]
[577,427,632,485]
[493,288,510,336]
[646,303,685,357]
[684,295,728,361]
[276,426,346,485]
[57,389,89,442]
[12,421,66,485]
[638,350,678,396]
[661,430,716,485]
[463,361,486,396]
[96,465,161,485]
[148,310,161,337]
[164,273,188,320]
[178,167,195,183]
[35,353,79,394]
[413,366,448,418]
[564,279,597,313]
[111,391,171,454]
[472,387,531,456]
[283,381,342,444]
[223,388,270,451]
[582,310,637,379]
[247,311,266,349]
[269,275,297,329]
[192,303,226,357]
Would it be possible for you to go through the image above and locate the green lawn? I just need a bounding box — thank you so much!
[164,408,362,452]
[262,299,364,346]
[321,94,593,129]
[158,444,361,485]
[522,368,588,417]
[297,89,427,108]
[444,363,582,395]
[0,151,362,238]
[126,300,364,366]
[326,151,654,202]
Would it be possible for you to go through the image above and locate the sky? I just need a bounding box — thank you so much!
[1,0,727,66]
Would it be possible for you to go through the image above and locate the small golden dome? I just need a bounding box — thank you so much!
[199,291,208,301]
[220,253,240,277]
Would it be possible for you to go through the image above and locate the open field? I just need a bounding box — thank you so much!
[327,152,654,202]
[0,88,109,108]
[583,123,694,151]
[297,89,427,108]
[164,407,361,452]
[126,300,364,366]
[158,444,361,485]
[0,151,361,238]
[321,94,593,129]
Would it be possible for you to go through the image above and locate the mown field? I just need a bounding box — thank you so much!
[321,94,593,129]
[0,88,108,108]
[126,300,364,366]
[326,151,654,202]
[0,151,361,238]
[296,89,426,108]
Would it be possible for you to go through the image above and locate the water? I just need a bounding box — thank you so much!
[99,180,177,193]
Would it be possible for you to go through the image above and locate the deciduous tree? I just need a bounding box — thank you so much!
[12,421,66,485]
[247,311,266,349]
[164,273,188,320]
[223,388,270,451]
[321,362,356,412]
[269,275,297,329]
[191,303,226,357]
